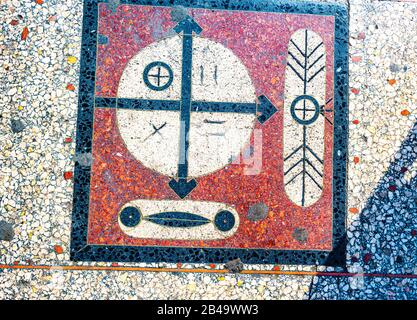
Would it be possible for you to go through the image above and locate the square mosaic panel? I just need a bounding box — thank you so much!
[70,0,349,266]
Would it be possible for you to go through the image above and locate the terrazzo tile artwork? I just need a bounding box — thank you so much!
[70,0,349,265]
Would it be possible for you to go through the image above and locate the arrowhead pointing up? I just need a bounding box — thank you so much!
[257,95,278,124]
[174,15,202,35]
[169,177,197,199]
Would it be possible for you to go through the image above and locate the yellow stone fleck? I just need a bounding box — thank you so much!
[367,126,376,134]
[258,285,265,294]
[237,280,244,287]
[67,56,77,64]
[118,273,128,282]
[218,276,225,281]
[18,105,24,111]
[42,275,52,282]
[187,282,197,291]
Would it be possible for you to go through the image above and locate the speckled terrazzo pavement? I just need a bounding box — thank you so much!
[0,0,417,300]
[72,0,348,266]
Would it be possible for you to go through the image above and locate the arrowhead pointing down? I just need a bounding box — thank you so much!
[169,178,197,199]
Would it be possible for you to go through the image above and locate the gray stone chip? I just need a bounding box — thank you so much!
[10,119,25,133]
[0,221,14,242]
[247,202,269,221]
[224,258,244,273]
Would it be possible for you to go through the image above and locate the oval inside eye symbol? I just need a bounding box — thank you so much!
[120,206,142,227]
[143,61,174,91]
[214,210,235,232]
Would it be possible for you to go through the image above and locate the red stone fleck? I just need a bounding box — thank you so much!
[349,207,359,214]
[64,137,73,143]
[411,230,417,237]
[401,109,410,116]
[353,156,360,164]
[351,56,362,63]
[21,27,29,40]
[177,262,182,268]
[63,171,73,180]
[54,245,64,254]
[10,19,19,26]
[209,263,216,269]
[111,262,119,267]
[357,32,365,40]
[388,185,397,192]
[66,83,75,91]
[273,265,281,271]
[35,0,44,4]
[351,88,360,95]
[363,253,372,264]
[352,119,360,125]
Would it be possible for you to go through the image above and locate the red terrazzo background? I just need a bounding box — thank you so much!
[88,4,335,250]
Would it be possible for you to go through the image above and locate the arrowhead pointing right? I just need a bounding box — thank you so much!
[257,95,278,124]
[174,15,202,35]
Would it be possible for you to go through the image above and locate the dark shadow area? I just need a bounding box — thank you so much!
[309,121,417,299]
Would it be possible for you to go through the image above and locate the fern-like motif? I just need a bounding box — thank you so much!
[283,29,332,207]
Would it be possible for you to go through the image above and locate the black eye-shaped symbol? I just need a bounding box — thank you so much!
[120,207,236,233]
[143,61,174,91]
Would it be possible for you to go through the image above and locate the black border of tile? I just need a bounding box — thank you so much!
[70,0,349,266]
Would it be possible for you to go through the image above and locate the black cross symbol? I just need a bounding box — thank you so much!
[147,65,170,87]
[95,15,277,198]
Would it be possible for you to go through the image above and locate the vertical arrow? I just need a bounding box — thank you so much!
[169,16,202,199]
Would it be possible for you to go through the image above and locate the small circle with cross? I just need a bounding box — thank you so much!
[290,94,320,126]
[143,61,174,91]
